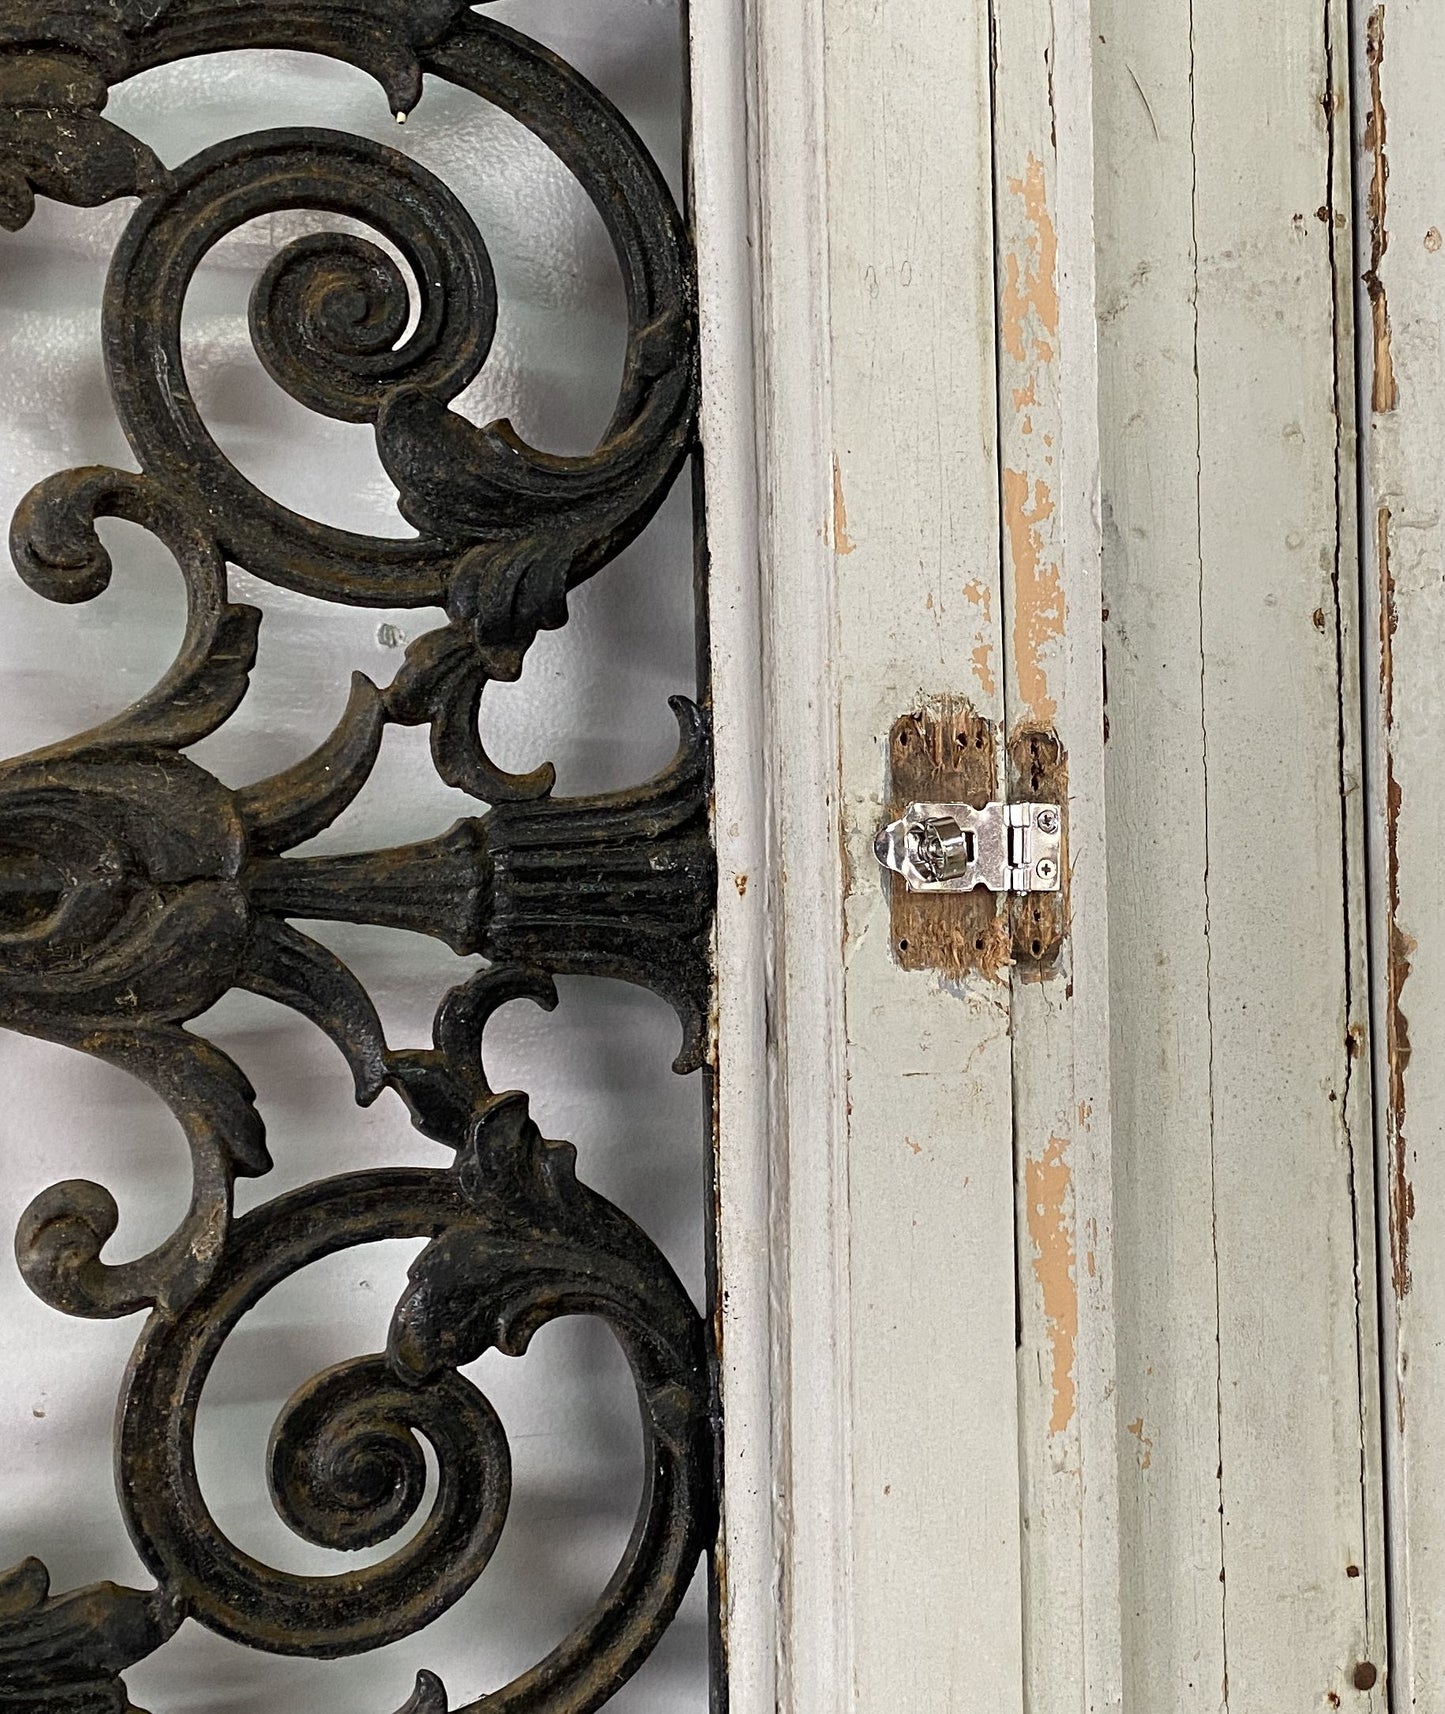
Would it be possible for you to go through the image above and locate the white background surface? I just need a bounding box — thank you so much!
[0,3,708,1708]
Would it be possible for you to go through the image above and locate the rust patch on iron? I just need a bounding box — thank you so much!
[1009,726,1068,971]
[884,701,1008,979]
[1364,8,1398,413]
[1378,506,1415,1299]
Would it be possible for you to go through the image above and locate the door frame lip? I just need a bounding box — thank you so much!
[689,0,852,1709]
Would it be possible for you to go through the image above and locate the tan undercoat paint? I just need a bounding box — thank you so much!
[1000,153,1066,729]
[963,576,998,698]
[1002,469,1064,728]
[1025,1133,1078,1437]
[1001,154,1061,366]
[831,453,855,555]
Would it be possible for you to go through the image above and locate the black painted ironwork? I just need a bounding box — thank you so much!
[0,3,715,1707]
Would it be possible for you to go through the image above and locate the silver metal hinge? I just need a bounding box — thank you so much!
[874,801,1062,894]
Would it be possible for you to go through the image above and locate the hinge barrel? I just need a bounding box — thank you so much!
[874,801,1062,894]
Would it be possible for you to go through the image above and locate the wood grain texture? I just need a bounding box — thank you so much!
[710,0,1404,1706]
[1353,2,1445,1703]
[741,0,856,1707]
[821,1,1026,1704]
[991,3,1123,1707]
[686,3,776,1709]
[1095,0,1387,1707]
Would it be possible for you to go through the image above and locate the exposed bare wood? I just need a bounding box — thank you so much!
[991,2,1123,1706]
[1354,1,1445,1700]
[884,702,1008,981]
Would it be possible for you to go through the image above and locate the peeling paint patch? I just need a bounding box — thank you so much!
[998,153,1064,726]
[1025,1134,1077,1435]
[1364,8,1398,413]
[831,454,855,554]
[1002,154,1060,364]
[963,577,998,697]
[1378,505,1415,1299]
[1126,1415,1154,1471]
[1003,470,1063,725]
[885,702,1009,979]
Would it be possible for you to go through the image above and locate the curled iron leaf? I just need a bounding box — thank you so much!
[0,104,168,230]
[12,1024,264,1319]
[0,32,169,230]
[387,964,558,1147]
[0,1558,180,1695]
[396,1672,450,1714]
[9,467,258,754]
[0,0,714,1699]
[236,673,389,857]
[384,621,555,802]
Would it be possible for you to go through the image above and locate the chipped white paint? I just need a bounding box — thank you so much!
[1354,2,1445,1703]
[707,0,1122,1708]
[686,3,776,1710]
[1096,1,1387,1710]
[713,0,1445,1707]
[706,0,1035,1701]
[0,1,1424,1708]
[818,0,1026,1705]
[991,4,1123,1710]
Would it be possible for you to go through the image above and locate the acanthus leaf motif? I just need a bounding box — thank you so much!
[0,0,713,1705]
[0,1557,180,1707]
[0,6,170,230]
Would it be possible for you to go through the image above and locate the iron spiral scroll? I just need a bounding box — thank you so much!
[0,2,716,1708]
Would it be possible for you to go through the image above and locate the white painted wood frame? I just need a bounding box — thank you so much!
[1096,1,1389,1708]
[693,0,1120,1708]
[696,0,1404,1709]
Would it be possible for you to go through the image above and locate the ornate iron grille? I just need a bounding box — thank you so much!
[0,3,716,1708]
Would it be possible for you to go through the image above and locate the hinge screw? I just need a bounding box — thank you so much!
[1035,808,1060,835]
[1035,858,1058,883]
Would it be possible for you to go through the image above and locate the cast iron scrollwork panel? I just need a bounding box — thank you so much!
[0,3,715,1708]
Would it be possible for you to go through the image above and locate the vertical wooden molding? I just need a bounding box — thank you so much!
[714,0,860,1707]
[1097,0,1385,1705]
[688,2,778,1709]
[1353,1,1445,1704]
[991,2,1124,1708]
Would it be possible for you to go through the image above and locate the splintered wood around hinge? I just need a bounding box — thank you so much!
[1009,725,1068,973]
[885,701,1010,978]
